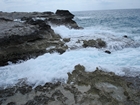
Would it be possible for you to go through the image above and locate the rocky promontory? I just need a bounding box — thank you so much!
[0,10,82,66]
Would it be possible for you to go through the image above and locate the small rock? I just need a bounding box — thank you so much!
[63,38,70,42]
[105,50,111,54]
[123,35,128,38]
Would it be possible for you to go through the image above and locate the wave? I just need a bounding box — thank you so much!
[0,9,140,88]
[0,47,140,88]
[52,25,140,51]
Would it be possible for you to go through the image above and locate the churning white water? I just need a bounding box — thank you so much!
[0,9,140,87]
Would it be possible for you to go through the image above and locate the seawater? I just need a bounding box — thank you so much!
[74,9,140,37]
[0,9,140,87]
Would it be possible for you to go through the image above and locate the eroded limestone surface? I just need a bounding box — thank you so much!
[0,64,140,105]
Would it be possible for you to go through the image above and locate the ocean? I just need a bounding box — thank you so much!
[0,9,140,87]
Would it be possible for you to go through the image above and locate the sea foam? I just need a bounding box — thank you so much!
[0,9,140,87]
[0,47,140,87]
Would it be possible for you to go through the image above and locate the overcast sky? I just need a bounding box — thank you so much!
[0,0,140,12]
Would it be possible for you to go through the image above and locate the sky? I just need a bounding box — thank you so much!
[0,0,140,12]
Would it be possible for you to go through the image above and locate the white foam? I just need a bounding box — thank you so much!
[0,47,140,87]
[52,26,140,51]
[1,23,140,88]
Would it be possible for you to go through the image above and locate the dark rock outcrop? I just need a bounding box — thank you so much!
[105,50,111,54]
[48,10,83,29]
[56,10,74,19]
[0,15,67,66]
[0,10,83,29]
[0,10,80,66]
[123,35,128,38]
[63,38,71,42]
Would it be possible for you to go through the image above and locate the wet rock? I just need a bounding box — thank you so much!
[0,10,82,66]
[83,39,106,48]
[18,85,32,95]
[123,35,128,38]
[63,38,71,42]
[0,17,12,21]
[105,50,111,54]
[48,10,83,29]
[67,64,140,105]
[25,95,50,105]
[0,65,140,105]
[7,102,16,105]
[35,82,61,92]
[0,98,7,104]
[0,87,16,98]
[0,19,65,66]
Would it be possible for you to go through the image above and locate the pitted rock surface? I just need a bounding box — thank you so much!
[0,65,140,105]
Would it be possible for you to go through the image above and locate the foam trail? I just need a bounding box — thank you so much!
[52,26,140,51]
[1,9,140,88]
[0,47,140,87]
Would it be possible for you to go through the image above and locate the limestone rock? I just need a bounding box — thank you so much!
[83,39,106,48]
[0,65,140,105]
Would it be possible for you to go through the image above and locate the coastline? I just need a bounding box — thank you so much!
[0,65,140,105]
[0,10,140,105]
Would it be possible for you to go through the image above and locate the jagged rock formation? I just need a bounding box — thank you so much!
[0,18,66,66]
[48,10,83,29]
[0,10,81,66]
[0,64,139,105]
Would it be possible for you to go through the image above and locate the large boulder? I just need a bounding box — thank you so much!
[48,10,83,29]
[55,10,74,19]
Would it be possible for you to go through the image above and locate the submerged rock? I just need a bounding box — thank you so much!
[83,38,106,48]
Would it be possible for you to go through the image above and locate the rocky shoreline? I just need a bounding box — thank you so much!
[0,10,140,105]
[0,65,140,105]
[0,10,83,66]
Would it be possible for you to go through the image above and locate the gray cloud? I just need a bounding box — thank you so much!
[0,0,140,12]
